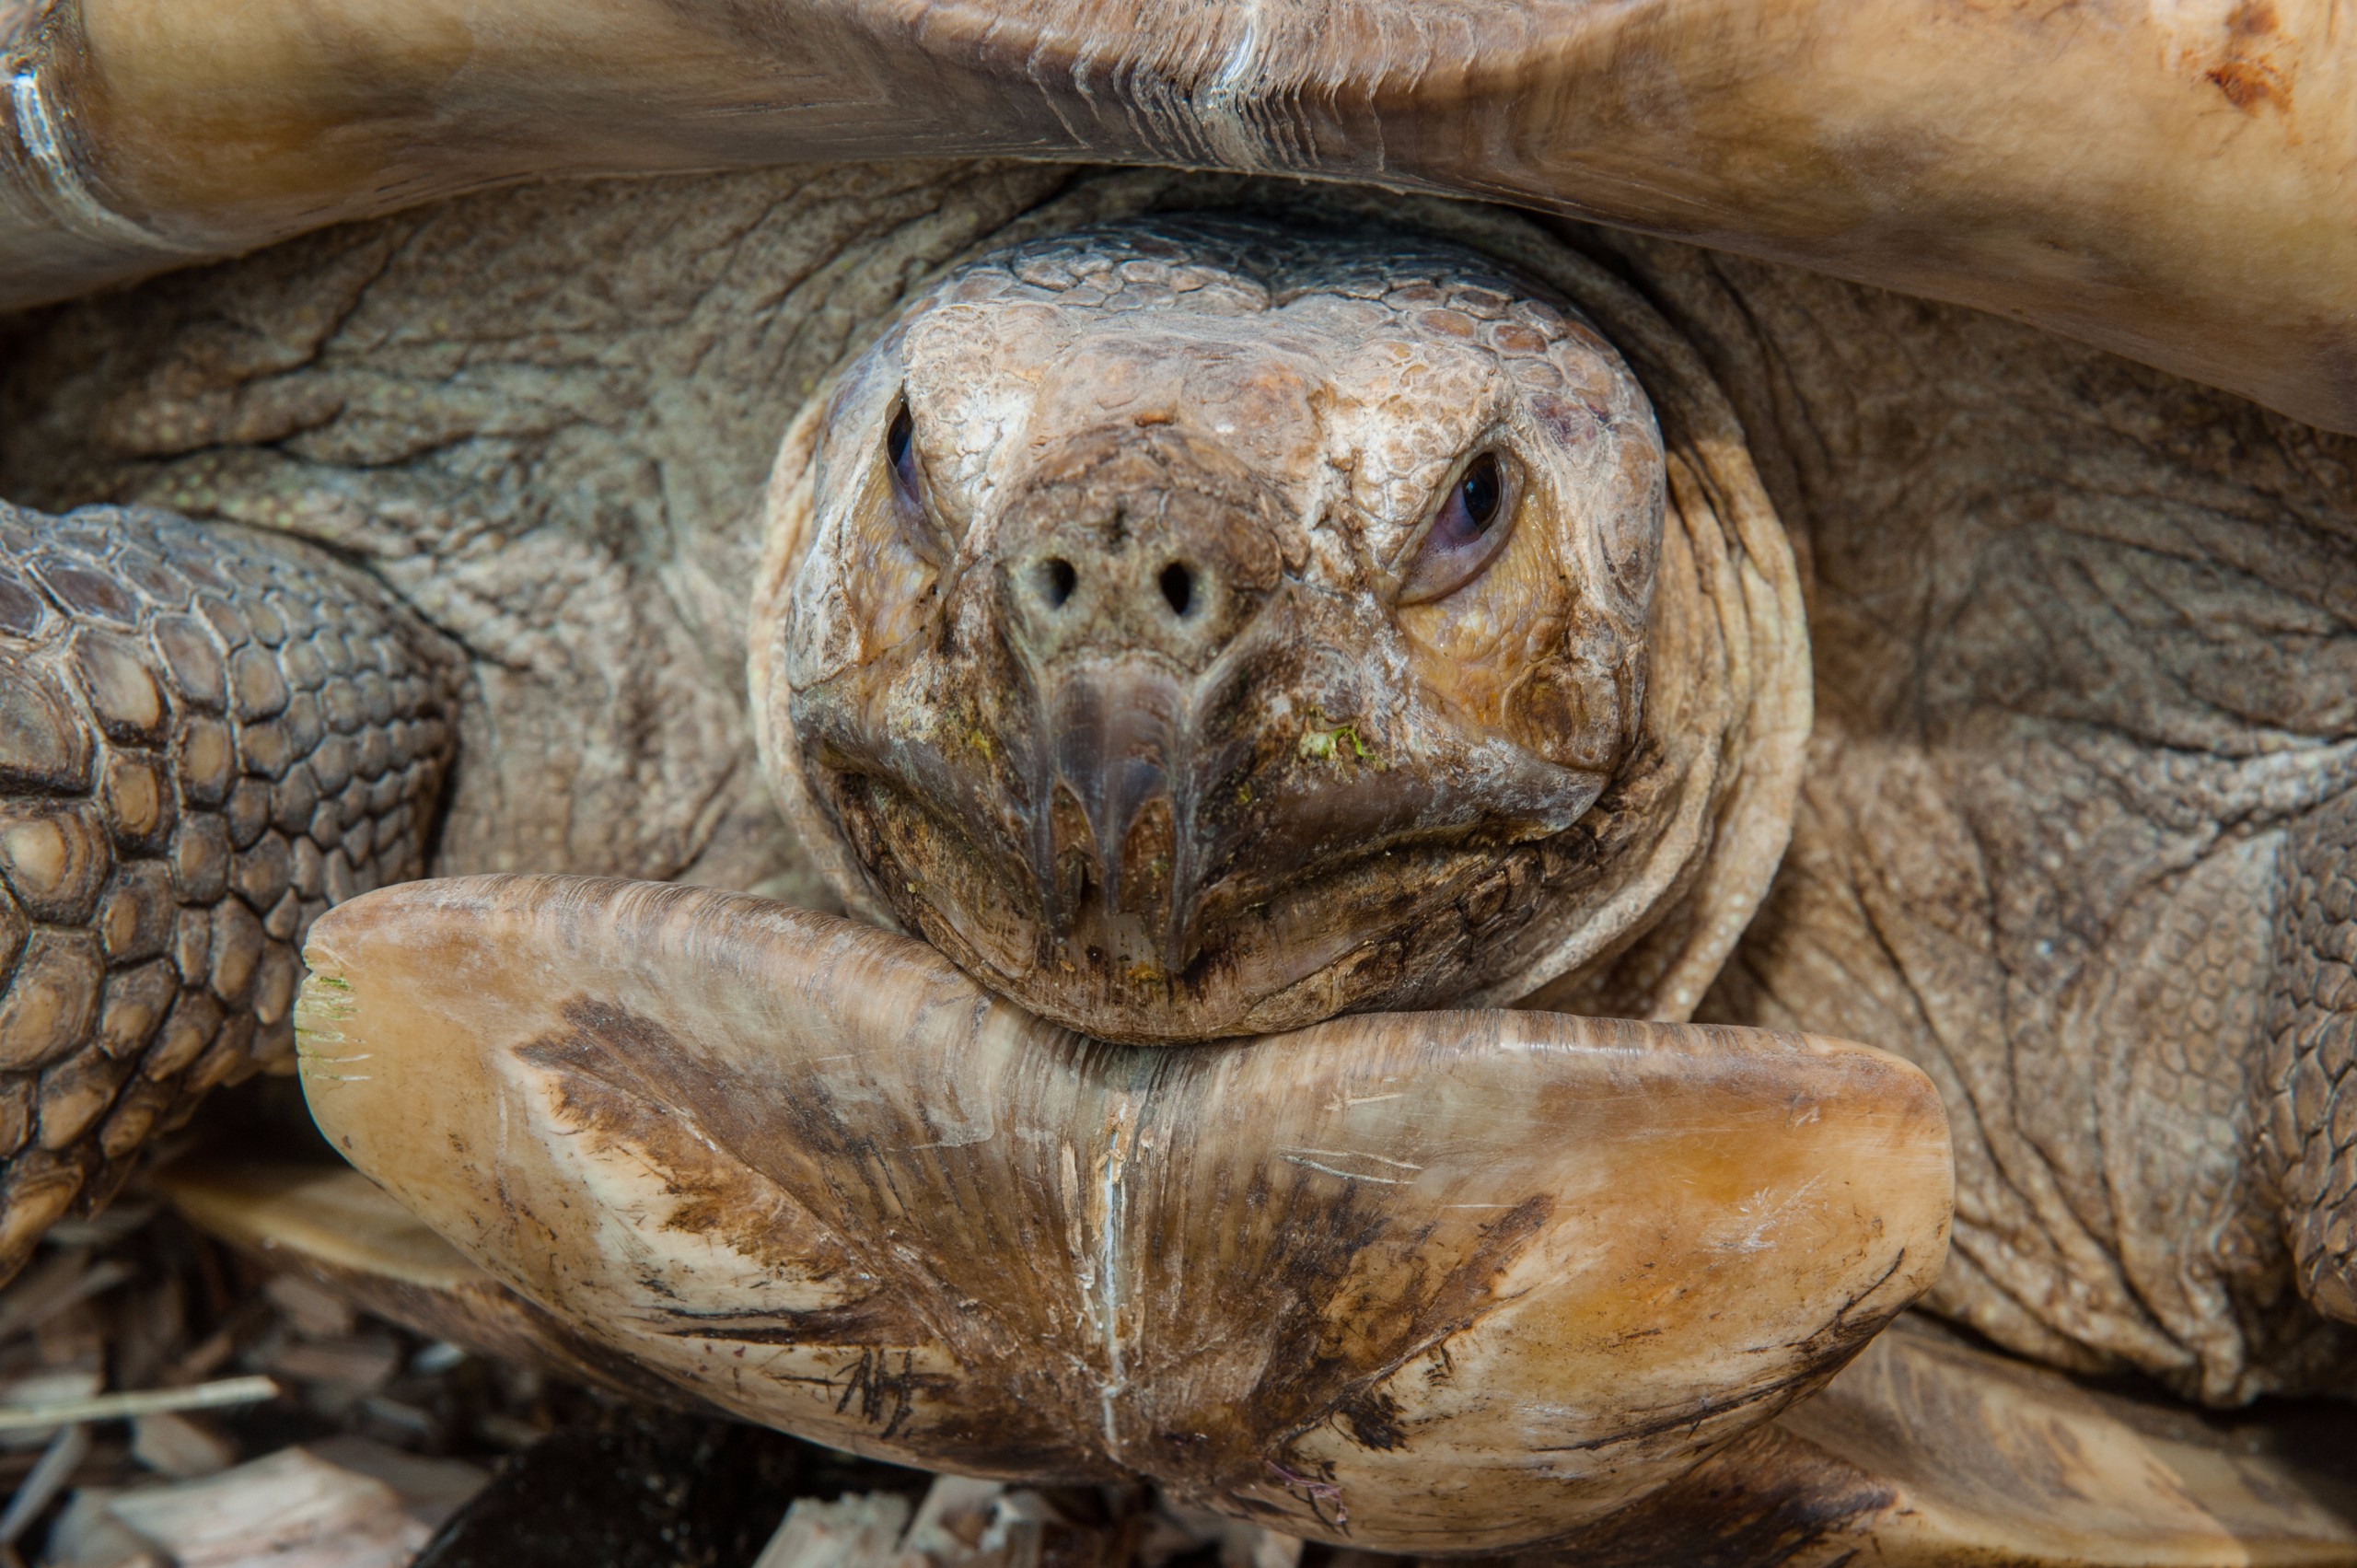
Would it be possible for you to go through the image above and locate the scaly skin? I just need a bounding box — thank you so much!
[0,502,456,1273]
[5,164,2356,1409]
[1623,232,2357,1400]
[2270,794,2357,1328]
[0,160,1085,1283]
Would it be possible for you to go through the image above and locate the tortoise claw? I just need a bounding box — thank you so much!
[292,874,1950,1552]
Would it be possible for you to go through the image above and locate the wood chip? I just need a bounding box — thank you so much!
[753,1492,916,1568]
[41,1206,157,1250]
[0,1255,84,1344]
[0,1423,87,1543]
[265,1336,399,1394]
[769,1473,1175,1568]
[168,1296,272,1387]
[0,1376,278,1433]
[110,1279,186,1397]
[901,1476,1007,1562]
[0,1255,129,1345]
[107,1446,429,1568]
[130,1411,238,1479]
[1151,1505,1303,1568]
[45,1486,165,1567]
[349,1395,436,1449]
[470,1413,545,1451]
[307,1435,486,1533]
[261,1277,357,1342]
[0,1369,100,1450]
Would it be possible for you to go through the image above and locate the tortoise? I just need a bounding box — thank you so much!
[2,0,2356,1560]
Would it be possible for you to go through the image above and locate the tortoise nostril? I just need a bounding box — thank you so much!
[1158,562,1195,619]
[1042,558,1078,610]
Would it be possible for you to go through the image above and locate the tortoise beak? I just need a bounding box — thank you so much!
[993,426,1285,969]
[1028,661,1203,965]
[295,873,1953,1551]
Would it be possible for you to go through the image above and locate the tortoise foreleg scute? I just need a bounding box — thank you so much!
[2266,790,2357,1326]
[0,501,459,1274]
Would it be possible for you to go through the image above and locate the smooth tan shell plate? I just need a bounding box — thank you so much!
[294,874,1949,1551]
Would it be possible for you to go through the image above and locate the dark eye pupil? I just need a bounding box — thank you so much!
[1457,454,1502,532]
[887,405,915,482]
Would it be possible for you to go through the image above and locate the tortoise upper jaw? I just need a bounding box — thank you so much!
[981,419,1305,987]
[794,619,1609,1040]
[1028,658,1202,968]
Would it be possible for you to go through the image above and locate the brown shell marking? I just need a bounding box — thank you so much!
[295,872,1952,1552]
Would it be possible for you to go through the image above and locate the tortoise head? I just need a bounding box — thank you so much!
[755,211,1804,1042]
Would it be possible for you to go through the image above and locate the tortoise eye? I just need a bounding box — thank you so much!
[884,401,948,563]
[1400,451,1519,604]
[887,404,920,502]
[1455,454,1503,535]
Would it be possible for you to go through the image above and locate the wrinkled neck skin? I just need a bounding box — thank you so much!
[752,191,1807,1044]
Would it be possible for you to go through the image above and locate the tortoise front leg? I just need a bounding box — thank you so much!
[2265,793,2357,1325]
[0,500,458,1275]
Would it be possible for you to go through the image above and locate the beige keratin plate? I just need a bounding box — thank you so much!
[293,873,1949,1551]
[5,0,2351,434]
[159,1164,2357,1565]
